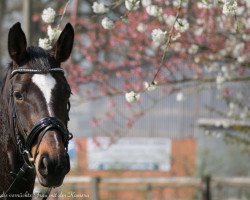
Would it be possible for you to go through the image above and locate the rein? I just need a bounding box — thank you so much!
[4,67,73,199]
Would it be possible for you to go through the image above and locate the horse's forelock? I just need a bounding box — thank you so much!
[26,47,58,73]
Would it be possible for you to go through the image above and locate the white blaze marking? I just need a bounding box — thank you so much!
[32,74,56,116]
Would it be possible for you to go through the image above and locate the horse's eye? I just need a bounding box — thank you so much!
[14,91,24,100]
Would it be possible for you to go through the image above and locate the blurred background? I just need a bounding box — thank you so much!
[1,0,250,199]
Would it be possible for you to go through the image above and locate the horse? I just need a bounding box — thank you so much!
[0,22,74,199]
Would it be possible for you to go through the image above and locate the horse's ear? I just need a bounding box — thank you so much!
[8,22,27,65]
[52,23,74,63]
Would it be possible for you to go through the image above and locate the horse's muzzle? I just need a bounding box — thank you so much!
[37,152,70,187]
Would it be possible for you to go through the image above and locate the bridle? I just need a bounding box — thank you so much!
[4,67,73,199]
[10,67,73,165]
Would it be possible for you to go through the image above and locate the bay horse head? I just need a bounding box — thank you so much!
[5,22,74,188]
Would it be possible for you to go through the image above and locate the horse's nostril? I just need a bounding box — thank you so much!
[38,153,70,179]
[38,155,49,176]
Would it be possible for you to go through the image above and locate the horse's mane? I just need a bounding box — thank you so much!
[0,82,10,152]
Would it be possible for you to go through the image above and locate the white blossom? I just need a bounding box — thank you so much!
[233,42,245,57]
[101,17,114,29]
[188,44,199,54]
[197,0,213,9]
[144,81,157,91]
[221,65,228,73]
[247,0,250,8]
[222,0,237,16]
[163,14,176,26]
[194,56,200,63]
[227,102,240,117]
[172,32,181,41]
[237,55,247,63]
[196,18,205,25]
[216,73,226,84]
[151,28,167,47]
[194,27,204,36]
[172,42,182,52]
[173,0,188,7]
[229,102,235,110]
[165,0,170,6]
[47,25,61,43]
[146,5,162,17]
[245,18,250,29]
[236,6,245,15]
[125,91,140,103]
[137,23,146,32]
[221,65,232,79]
[174,18,189,32]
[41,7,56,24]
[240,107,248,119]
[92,2,109,14]
[206,63,219,72]
[176,92,184,102]
[125,0,140,11]
[38,38,52,50]
[173,0,181,7]
[142,0,151,7]
[242,34,250,42]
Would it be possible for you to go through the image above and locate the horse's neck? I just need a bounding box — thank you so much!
[0,76,23,192]
[0,82,21,171]
[0,73,35,196]
[0,103,35,195]
[0,105,15,192]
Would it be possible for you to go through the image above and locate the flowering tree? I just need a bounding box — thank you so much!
[36,0,250,145]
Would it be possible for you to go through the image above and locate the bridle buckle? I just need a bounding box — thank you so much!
[22,150,35,168]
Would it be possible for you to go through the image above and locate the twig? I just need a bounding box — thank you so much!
[57,0,72,28]
[152,0,182,83]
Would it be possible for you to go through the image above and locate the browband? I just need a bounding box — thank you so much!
[11,67,65,78]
